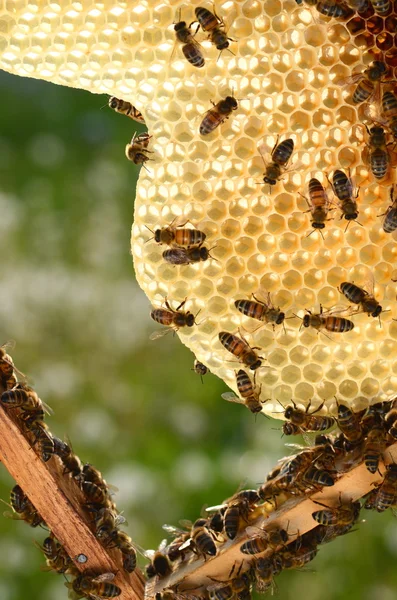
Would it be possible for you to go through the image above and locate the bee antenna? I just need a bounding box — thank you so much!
[144,225,155,242]
[100,102,109,110]
[208,245,219,261]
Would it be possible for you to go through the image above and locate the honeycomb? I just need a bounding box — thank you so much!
[1,0,397,416]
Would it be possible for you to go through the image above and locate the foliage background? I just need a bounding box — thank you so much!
[0,70,396,600]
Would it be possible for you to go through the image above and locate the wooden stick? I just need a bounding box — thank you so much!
[147,442,397,599]
[0,403,145,600]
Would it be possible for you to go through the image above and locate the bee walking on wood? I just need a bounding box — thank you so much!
[125,132,153,168]
[195,6,235,58]
[222,369,263,414]
[260,137,294,190]
[191,518,218,556]
[162,244,215,265]
[312,497,361,527]
[371,463,397,512]
[339,280,383,319]
[66,572,121,599]
[4,485,45,528]
[150,298,199,340]
[218,332,263,370]
[338,61,388,104]
[234,293,285,330]
[107,97,145,123]
[380,185,397,233]
[147,217,206,247]
[301,178,332,237]
[199,95,238,135]
[173,12,205,68]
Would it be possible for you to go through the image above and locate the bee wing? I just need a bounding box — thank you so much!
[361,270,376,296]
[205,503,227,512]
[91,573,116,583]
[162,523,187,536]
[149,328,174,341]
[179,518,193,529]
[321,304,353,316]
[335,73,364,87]
[221,392,243,404]
[42,400,54,416]
[245,525,263,538]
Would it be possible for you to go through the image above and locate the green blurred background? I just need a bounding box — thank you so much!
[0,70,396,600]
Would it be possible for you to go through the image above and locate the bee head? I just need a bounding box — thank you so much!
[276,312,285,324]
[174,21,186,31]
[250,359,262,370]
[284,405,293,419]
[302,314,310,327]
[372,305,382,318]
[312,222,325,229]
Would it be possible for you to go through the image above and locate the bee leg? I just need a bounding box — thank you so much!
[176,298,188,311]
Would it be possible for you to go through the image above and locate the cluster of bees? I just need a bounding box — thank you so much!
[0,344,135,599]
[148,398,397,600]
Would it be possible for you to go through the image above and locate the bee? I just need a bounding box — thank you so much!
[279,535,318,570]
[260,137,294,189]
[254,556,278,594]
[240,526,288,555]
[369,0,390,15]
[385,398,397,439]
[107,97,145,123]
[35,535,77,575]
[339,280,383,319]
[150,298,199,340]
[222,370,262,414]
[331,169,359,225]
[339,61,388,104]
[161,524,192,561]
[380,186,397,233]
[363,125,392,181]
[1,384,52,416]
[82,481,109,508]
[303,465,335,487]
[0,342,16,387]
[222,490,259,540]
[315,0,353,18]
[283,400,335,434]
[382,90,397,139]
[162,244,214,265]
[191,517,217,556]
[67,572,121,600]
[125,132,153,167]
[195,6,235,58]
[234,293,285,329]
[53,437,83,479]
[363,418,386,474]
[95,508,125,541]
[33,423,55,462]
[192,360,208,383]
[173,16,205,68]
[4,484,44,527]
[147,218,206,247]
[218,332,263,370]
[345,0,370,10]
[199,95,238,136]
[302,178,332,237]
[373,463,397,512]
[336,401,363,443]
[312,497,361,527]
[104,529,137,573]
[146,541,173,578]
[302,306,354,334]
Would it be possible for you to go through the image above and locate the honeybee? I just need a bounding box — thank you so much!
[382,90,397,138]
[161,524,192,561]
[345,0,370,10]
[192,360,208,383]
[315,0,353,18]
[373,463,397,512]
[105,529,137,573]
[107,97,145,123]
[174,16,205,68]
[369,0,390,15]
[339,61,388,104]
[312,498,361,526]
[218,332,263,370]
[199,95,238,136]
[146,541,173,578]
[363,419,386,474]
[279,534,318,570]
[254,556,278,594]
[67,572,121,600]
[162,244,214,265]
[125,132,153,167]
[240,526,288,555]
[223,490,259,540]
[380,186,397,233]
[260,138,294,189]
[221,369,262,414]
[95,508,126,541]
[336,401,363,443]
[301,306,354,334]
[150,298,198,340]
[302,178,332,237]
[191,517,217,556]
[53,437,83,479]
[339,280,383,318]
[303,465,335,487]
[283,400,335,433]
[35,535,77,575]
[234,293,285,329]
[147,218,206,247]
[1,384,52,416]
[195,6,235,58]
[4,484,44,528]
[331,169,359,226]
[33,423,55,462]
[385,398,397,438]
[363,125,393,181]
